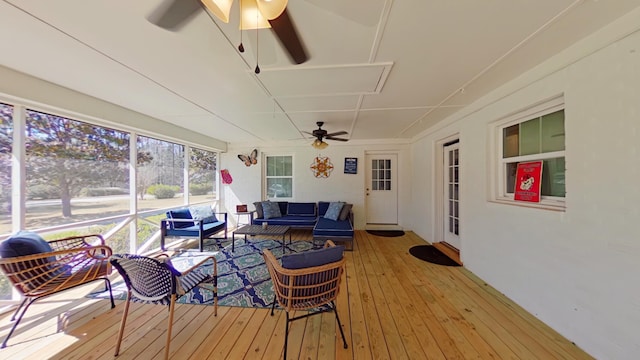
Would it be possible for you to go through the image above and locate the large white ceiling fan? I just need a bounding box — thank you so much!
[148,0,308,64]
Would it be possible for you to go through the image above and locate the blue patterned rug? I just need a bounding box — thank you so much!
[87,238,316,308]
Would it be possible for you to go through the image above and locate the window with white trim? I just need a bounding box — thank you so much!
[265,155,293,199]
[494,97,566,208]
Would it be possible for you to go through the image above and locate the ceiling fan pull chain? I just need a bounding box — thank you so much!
[238,0,245,52]
[255,7,261,74]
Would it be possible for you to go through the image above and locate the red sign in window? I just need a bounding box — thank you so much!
[514,161,543,202]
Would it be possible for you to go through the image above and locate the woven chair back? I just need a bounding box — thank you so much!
[110,254,176,304]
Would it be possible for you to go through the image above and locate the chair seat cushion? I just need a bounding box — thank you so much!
[281,244,344,269]
[313,217,354,238]
[165,221,225,237]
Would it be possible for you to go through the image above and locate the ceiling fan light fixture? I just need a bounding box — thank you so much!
[256,0,288,20]
[312,139,329,150]
[201,0,233,23]
[240,0,271,29]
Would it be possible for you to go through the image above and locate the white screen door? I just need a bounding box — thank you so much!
[443,143,460,249]
[365,154,398,224]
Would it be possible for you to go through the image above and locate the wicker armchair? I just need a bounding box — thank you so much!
[263,240,348,359]
[110,253,218,360]
[0,232,114,348]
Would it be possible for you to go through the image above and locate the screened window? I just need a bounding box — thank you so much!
[0,103,12,236]
[0,103,12,300]
[189,147,217,201]
[25,109,131,224]
[495,98,566,208]
[137,136,184,209]
[265,155,293,199]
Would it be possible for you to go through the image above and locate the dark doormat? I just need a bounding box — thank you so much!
[366,230,405,237]
[409,245,461,266]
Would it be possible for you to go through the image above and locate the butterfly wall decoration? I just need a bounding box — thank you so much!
[238,149,258,167]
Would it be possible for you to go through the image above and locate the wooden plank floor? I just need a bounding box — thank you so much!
[0,230,593,359]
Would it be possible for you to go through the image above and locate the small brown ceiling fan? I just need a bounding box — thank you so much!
[304,122,348,149]
[148,0,308,64]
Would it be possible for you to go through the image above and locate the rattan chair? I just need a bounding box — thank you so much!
[263,240,348,359]
[0,233,114,348]
[110,253,218,360]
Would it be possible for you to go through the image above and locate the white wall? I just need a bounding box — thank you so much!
[410,11,640,360]
[220,142,411,230]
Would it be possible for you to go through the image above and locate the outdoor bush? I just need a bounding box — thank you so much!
[27,184,59,200]
[147,184,176,199]
[79,187,129,197]
[190,183,211,195]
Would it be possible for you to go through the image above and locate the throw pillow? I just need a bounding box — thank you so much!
[281,244,345,269]
[0,231,66,286]
[324,202,344,221]
[338,203,353,221]
[253,201,264,219]
[189,205,217,224]
[262,201,282,219]
[0,231,53,259]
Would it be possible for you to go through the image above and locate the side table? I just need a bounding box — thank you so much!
[234,211,253,227]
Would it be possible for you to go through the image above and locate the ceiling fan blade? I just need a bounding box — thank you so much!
[148,0,202,31]
[326,136,349,142]
[268,8,309,64]
[325,131,348,137]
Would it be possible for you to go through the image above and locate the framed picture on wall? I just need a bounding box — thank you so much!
[344,157,358,174]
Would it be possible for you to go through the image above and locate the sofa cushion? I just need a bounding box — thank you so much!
[281,244,344,269]
[253,201,264,219]
[324,202,344,221]
[318,201,330,216]
[287,202,316,217]
[167,208,194,229]
[313,217,354,238]
[189,205,217,224]
[253,216,317,228]
[339,203,353,221]
[262,201,282,219]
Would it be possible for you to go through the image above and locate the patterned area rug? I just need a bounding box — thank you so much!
[87,238,316,308]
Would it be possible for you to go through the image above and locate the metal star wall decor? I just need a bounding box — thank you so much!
[310,155,334,178]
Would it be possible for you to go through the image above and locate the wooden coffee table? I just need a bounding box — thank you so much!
[232,224,291,252]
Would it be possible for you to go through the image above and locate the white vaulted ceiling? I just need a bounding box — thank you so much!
[1,0,640,147]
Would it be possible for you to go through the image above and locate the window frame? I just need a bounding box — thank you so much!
[490,96,566,210]
[263,154,294,200]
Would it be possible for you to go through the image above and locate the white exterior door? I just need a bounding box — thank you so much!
[443,142,460,249]
[365,154,398,224]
